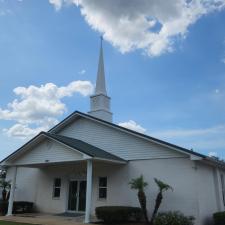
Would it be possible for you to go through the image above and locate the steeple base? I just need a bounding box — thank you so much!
[88,109,112,122]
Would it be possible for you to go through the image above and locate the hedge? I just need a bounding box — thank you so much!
[0,201,34,215]
[213,211,225,225]
[0,200,8,215]
[13,201,34,214]
[95,206,143,223]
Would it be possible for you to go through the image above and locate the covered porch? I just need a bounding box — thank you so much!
[0,132,126,223]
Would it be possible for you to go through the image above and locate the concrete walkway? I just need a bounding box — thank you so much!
[0,213,89,225]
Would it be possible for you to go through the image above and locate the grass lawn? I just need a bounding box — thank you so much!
[0,222,37,225]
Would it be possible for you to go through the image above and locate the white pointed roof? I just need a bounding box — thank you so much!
[95,38,107,95]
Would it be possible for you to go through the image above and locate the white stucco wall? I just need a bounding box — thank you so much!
[6,167,40,203]
[6,157,224,225]
[91,158,222,225]
[195,163,223,225]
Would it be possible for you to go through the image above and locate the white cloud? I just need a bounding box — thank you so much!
[208,151,218,157]
[78,69,86,75]
[215,89,220,94]
[151,125,225,152]
[0,80,94,139]
[222,58,225,64]
[3,124,48,139]
[118,120,146,134]
[152,125,225,139]
[49,0,63,11]
[0,9,12,16]
[49,0,225,56]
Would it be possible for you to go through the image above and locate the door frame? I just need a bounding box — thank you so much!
[67,178,86,213]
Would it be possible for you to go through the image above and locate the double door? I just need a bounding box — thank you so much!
[68,180,86,212]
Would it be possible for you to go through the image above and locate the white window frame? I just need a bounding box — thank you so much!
[98,177,107,200]
[53,178,61,199]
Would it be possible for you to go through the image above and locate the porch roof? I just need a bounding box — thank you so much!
[43,132,126,162]
[0,131,126,166]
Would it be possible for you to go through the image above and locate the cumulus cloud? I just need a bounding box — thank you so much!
[49,0,225,56]
[3,124,49,139]
[0,80,94,139]
[118,120,146,134]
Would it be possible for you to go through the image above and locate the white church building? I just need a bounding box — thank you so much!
[1,41,225,225]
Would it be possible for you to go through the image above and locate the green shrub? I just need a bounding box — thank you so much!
[13,201,34,214]
[95,206,142,223]
[154,211,195,225]
[0,201,34,215]
[213,211,225,225]
[0,200,8,215]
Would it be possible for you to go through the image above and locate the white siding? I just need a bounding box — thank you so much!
[59,118,186,160]
[10,139,84,166]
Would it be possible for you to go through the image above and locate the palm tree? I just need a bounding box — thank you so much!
[129,175,149,223]
[0,170,6,179]
[0,179,11,201]
[150,178,173,225]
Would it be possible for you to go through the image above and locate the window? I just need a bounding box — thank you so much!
[221,174,225,205]
[53,178,61,198]
[99,177,107,199]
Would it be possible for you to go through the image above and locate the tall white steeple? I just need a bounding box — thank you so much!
[88,37,112,122]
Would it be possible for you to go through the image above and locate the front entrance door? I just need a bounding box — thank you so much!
[68,180,87,212]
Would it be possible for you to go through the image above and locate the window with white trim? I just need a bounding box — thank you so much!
[221,174,225,205]
[98,177,107,199]
[53,178,61,199]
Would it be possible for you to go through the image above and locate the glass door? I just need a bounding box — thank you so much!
[78,180,87,211]
[68,180,87,212]
[68,180,78,211]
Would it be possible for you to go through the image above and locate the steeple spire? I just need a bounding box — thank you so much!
[95,36,107,95]
[88,37,113,122]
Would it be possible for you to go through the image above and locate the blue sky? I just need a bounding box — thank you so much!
[0,0,225,160]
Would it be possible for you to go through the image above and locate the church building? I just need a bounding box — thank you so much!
[1,40,225,225]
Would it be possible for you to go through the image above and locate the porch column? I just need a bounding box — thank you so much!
[85,159,93,223]
[7,166,17,216]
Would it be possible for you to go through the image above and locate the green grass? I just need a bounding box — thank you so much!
[0,222,37,225]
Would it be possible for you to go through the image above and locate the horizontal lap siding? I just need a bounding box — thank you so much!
[11,139,83,165]
[59,118,186,160]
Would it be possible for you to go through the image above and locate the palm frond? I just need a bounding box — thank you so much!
[129,175,148,191]
[0,179,11,189]
[154,178,173,192]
